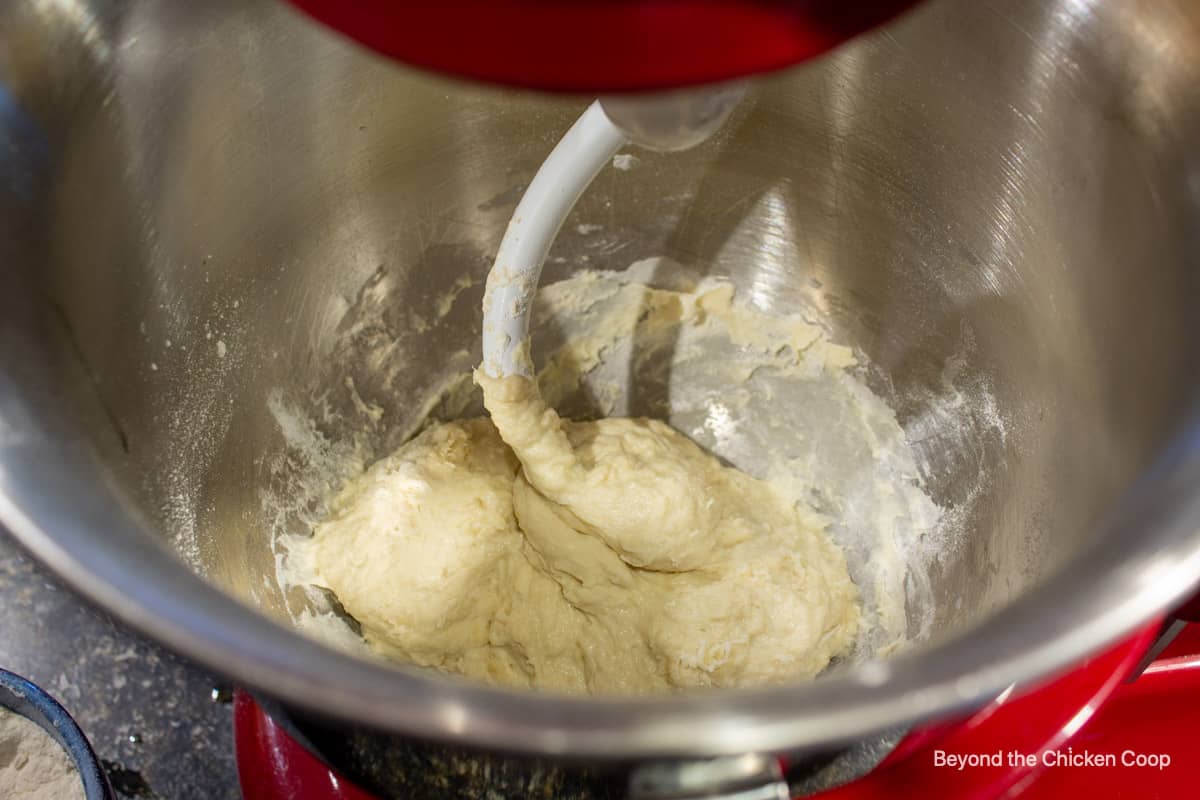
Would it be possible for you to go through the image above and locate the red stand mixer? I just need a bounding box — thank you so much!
[225,3,1200,798]
[287,1,924,93]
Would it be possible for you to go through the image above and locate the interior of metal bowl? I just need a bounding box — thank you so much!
[2,0,1200,758]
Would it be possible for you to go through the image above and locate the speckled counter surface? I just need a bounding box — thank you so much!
[0,528,240,799]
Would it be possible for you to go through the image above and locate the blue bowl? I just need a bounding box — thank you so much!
[0,668,114,799]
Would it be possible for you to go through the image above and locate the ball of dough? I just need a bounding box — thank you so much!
[315,373,861,694]
[314,420,519,670]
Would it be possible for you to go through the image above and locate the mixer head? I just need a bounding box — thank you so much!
[287,0,924,93]
[288,1,922,151]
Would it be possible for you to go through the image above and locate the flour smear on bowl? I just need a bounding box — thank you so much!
[262,260,990,683]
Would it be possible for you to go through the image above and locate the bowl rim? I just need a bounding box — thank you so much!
[3,414,1200,759]
[0,667,115,799]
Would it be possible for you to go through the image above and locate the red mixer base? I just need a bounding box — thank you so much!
[234,624,1200,799]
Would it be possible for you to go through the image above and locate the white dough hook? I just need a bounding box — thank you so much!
[481,87,743,380]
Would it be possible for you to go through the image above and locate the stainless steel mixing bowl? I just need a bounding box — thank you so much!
[2,0,1199,761]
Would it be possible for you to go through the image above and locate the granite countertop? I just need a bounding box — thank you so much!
[0,528,240,799]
